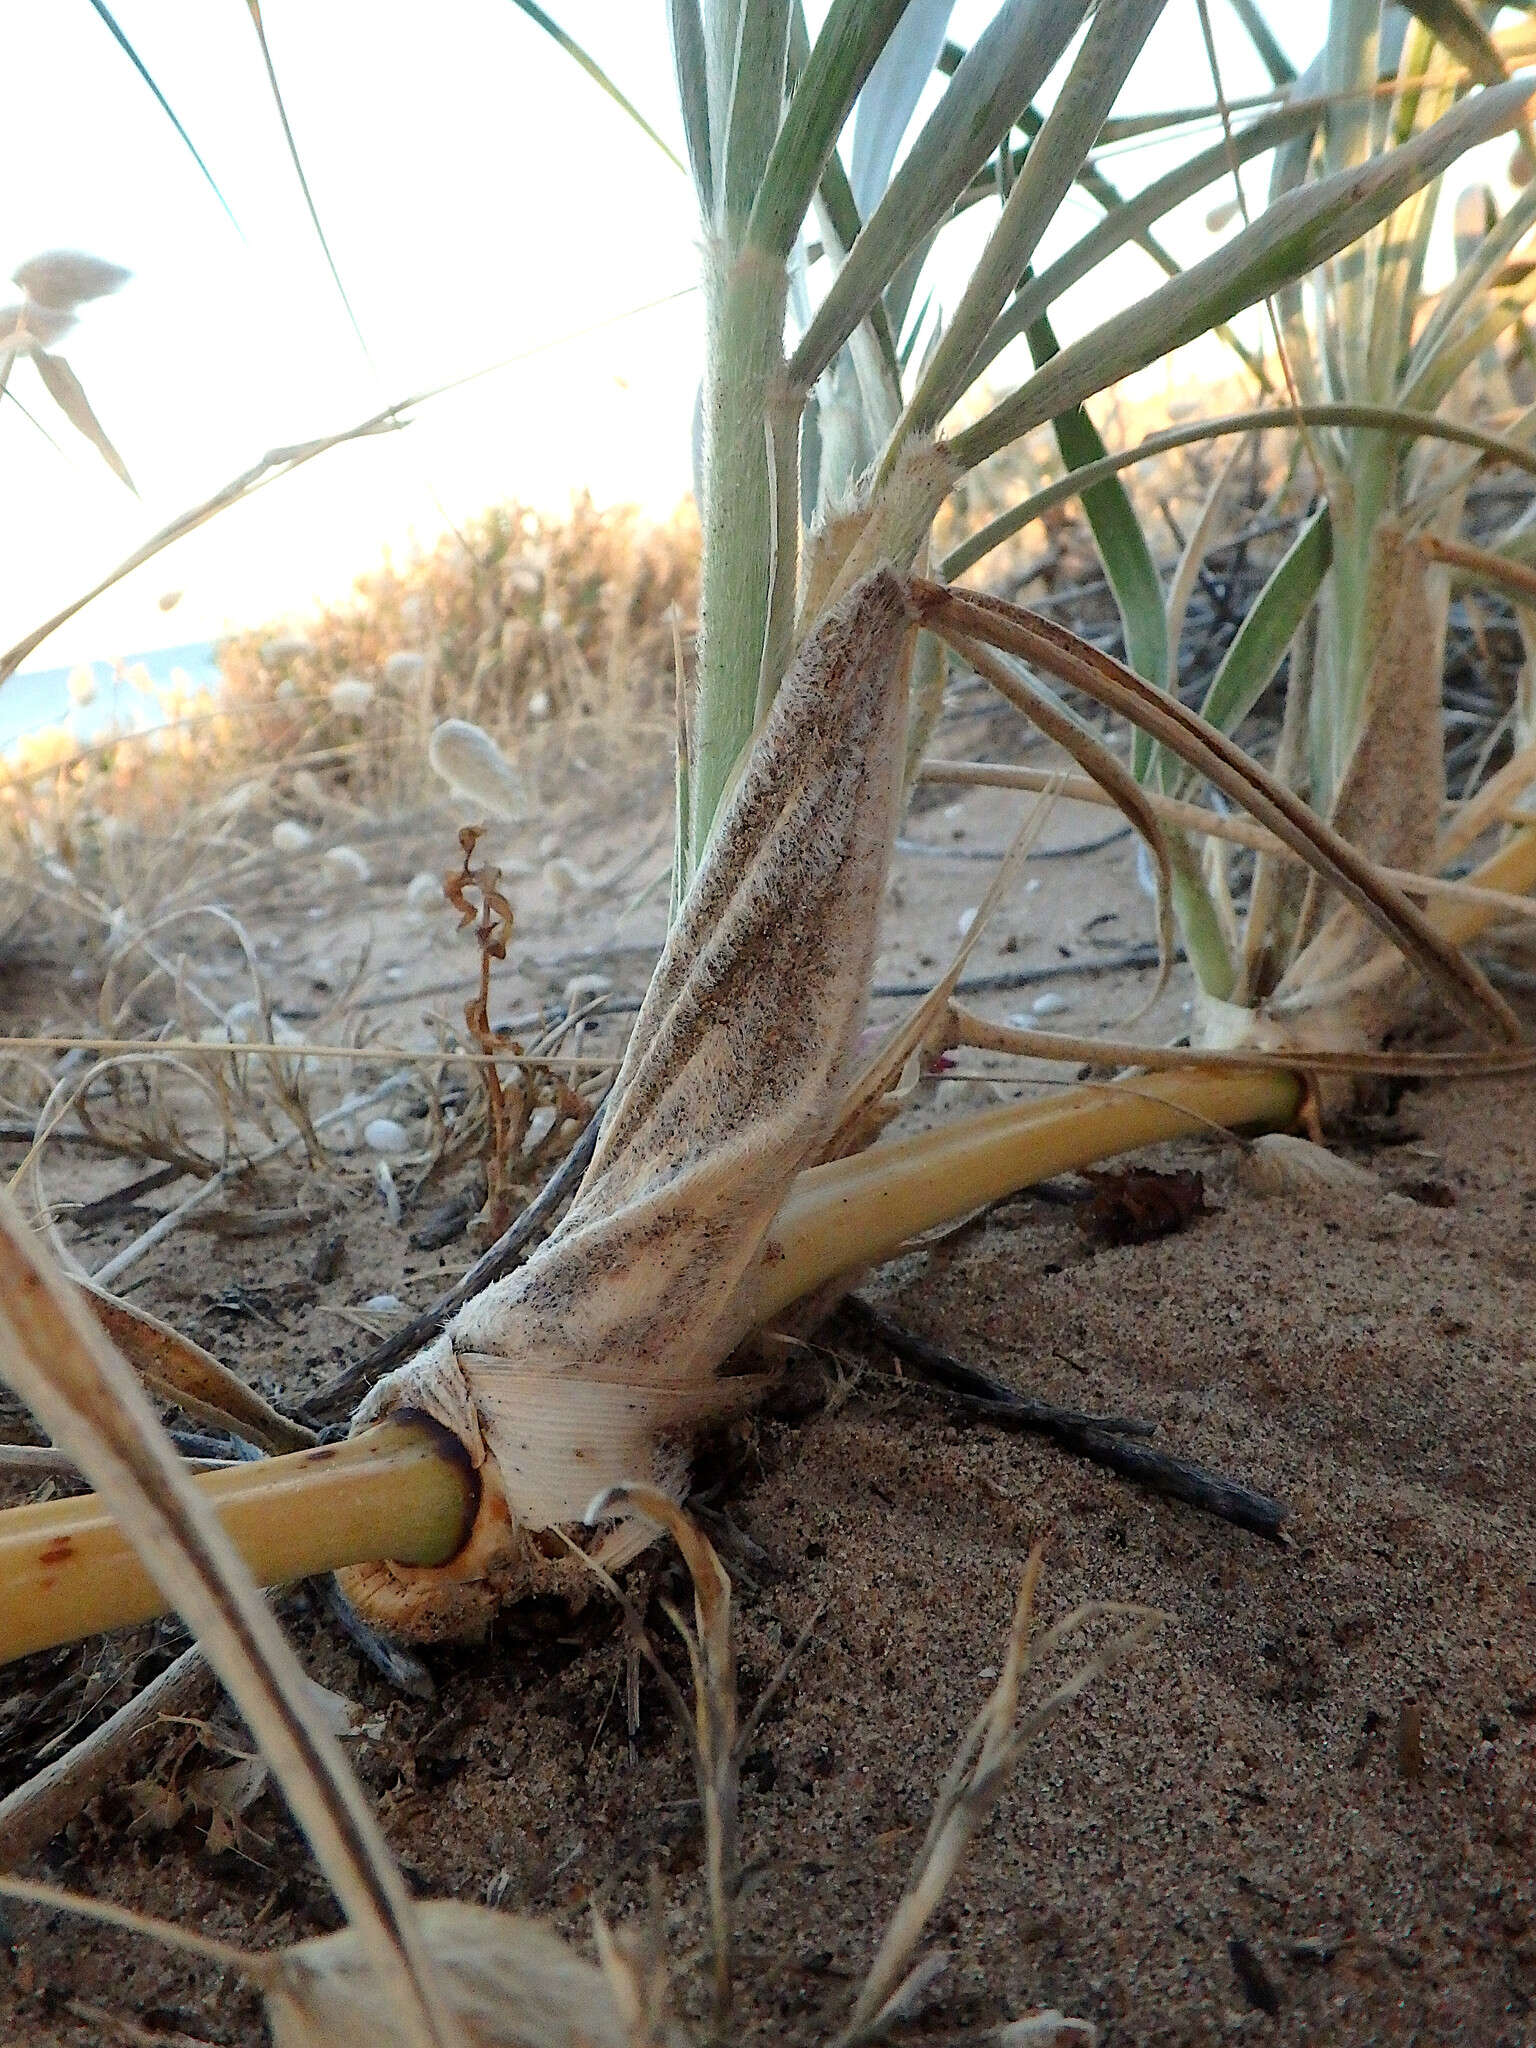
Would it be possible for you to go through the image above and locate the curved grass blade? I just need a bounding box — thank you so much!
[1190,505,1333,769]
[942,401,1536,580]
[916,581,1524,1042]
[512,0,685,173]
[79,1277,315,1454]
[941,629,1177,1003]
[85,0,242,236]
[949,72,1536,473]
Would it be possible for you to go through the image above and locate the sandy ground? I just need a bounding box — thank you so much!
[0,731,1532,2047]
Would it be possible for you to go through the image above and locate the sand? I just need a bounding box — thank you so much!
[0,765,1531,2048]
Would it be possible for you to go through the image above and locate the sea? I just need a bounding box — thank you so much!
[0,640,224,757]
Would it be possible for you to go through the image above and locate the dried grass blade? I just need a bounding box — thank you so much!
[78,1279,315,1452]
[826,780,1063,1153]
[940,629,1176,1010]
[588,1484,737,2025]
[947,1005,1536,1077]
[838,1544,1159,2047]
[0,1187,463,2048]
[32,351,135,491]
[0,1646,214,1867]
[916,582,1522,1042]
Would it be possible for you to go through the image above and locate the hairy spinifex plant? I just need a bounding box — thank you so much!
[1151,0,1536,1053]
[938,1,1536,1066]
[5,3,1536,1660]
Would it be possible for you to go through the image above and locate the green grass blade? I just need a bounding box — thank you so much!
[722,0,791,230]
[850,1,956,213]
[1401,0,1509,86]
[750,0,911,259]
[1404,258,1536,412]
[942,402,1536,579]
[787,0,1093,391]
[1023,315,1169,788]
[807,120,903,393]
[244,1,371,360]
[669,0,715,207]
[980,98,1324,379]
[513,0,686,172]
[1035,116,1270,386]
[1406,163,1536,384]
[903,0,1169,439]
[85,0,243,236]
[1226,0,1296,85]
[949,73,1536,474]
[1188,506,1332,782]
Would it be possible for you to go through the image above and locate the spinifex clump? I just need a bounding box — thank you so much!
[4,3,1536,1665]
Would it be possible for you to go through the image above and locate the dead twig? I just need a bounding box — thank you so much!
[845,1297,1287,1541]
[0,1645,215,1867]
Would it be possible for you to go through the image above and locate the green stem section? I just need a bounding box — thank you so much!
[0,1415,474,1664]
[1172,844,1237,1000]
[691,243,788,880]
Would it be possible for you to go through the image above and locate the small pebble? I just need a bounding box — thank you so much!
[383,651,426,684]
[1031,991,1070,1017]
[272,820,313,855]
[363,1117,411,1156]
[361,1293,403,1314]
[321,844,371,884]
[956,907,978,937]
[406,871,444,911]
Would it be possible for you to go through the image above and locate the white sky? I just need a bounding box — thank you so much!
[0,0,1363,668]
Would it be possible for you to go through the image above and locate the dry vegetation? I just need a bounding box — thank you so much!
[1,433,1534,2044]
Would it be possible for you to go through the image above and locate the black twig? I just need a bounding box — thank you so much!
[321,1577,435,1699]
[844,1297,1287,1541]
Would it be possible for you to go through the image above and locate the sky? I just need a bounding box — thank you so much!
[0,0,1423,672]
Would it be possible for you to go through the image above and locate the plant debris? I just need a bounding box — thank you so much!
[1078,1166,1207,1246]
